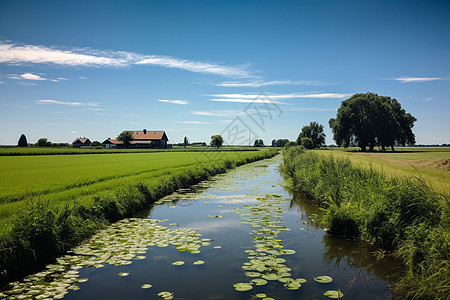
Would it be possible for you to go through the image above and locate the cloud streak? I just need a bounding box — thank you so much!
[158,99,189,105]
[36,99,100,107]
[191,110,245,117]
[0,41,251,77]
[379,76,442,83]
[216,80,327,87]
[208,92,350,102]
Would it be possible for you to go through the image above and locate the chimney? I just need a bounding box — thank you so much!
[143,129,147,134]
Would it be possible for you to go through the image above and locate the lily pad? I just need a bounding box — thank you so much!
[193,260,205,265]
[314,275,333,283]
[141,284,152,289]
[324,290,344,299]
[296,278,307,283]
[172,261,185,266]
[256,293,267,298]
[251,278,268,286]
[233,282,253,291]
[262,273,281,280]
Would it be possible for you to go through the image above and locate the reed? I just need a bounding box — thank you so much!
[281,146,449,300]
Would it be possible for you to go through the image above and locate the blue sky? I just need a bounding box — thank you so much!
[0,0,449,146]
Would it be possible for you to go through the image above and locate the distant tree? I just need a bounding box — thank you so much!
[37,138,52,147]
[91,141,101,147]
[184,136,189,148]
[117,131,133,148]
[271,139,276,147]
[254,139,264,147]
[284,141,297,148]
[329,93,416,151]
[17,134,28,147]
[274,139,289,147]
[300,137,314,149]
[210,135,224,148]
[296,122,326,149]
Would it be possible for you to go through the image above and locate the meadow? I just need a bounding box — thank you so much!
[316,147,450,194]
[0,149,277,287]
[281,146,449,300]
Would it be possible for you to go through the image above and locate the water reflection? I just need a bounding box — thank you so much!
[290,190,402,285]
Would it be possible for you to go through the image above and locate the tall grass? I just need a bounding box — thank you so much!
[0,149,277,288]
[281,146,449,300]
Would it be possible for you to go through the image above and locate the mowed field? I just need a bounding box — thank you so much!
[0,150,274,230]
[315,147,450,194]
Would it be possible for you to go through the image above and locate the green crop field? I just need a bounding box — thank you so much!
[0,149,278,285]
[0,150,275,230]
[315,147,450,194]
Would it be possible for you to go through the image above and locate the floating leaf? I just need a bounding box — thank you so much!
[213,246,222,249]
[245,272,261,277]
[262,273,281,280]
[141,284,152,289]
[251,278,268,286]
[296,278,307,283]
[193,260,205,265]
[233,282,253,291]
[118,272,129,277]
[324,290,344,299]
[256,293,267,298]
[314,275,333,283]
[208,215,224,218]
[172,261,185,266]
[158,291,174,299]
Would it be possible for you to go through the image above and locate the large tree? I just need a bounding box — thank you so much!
[329,93,416,151]
[17,134,28,147]
[117,131,133,148]
[296,121,326,149]
[210,135,224,148]
[183,136,189,148]
[254,139,264,147]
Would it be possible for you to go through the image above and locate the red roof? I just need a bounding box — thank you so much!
[72,138,90,144]
[102,138,123,145]
[131,130,168,141]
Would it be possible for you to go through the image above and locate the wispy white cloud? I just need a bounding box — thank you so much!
[191,110,245,117]
[178,121,213,124]
[71,130,78,134]
[210,98,286,104]
[379,76,442,83]
[216,80,327,87]
[136,56,250,78]
[20,73,46,80]
[423,97,433,102]
[0,41,251,77]
[36,99,101,107]
[158,99,189,105]
[208,92,350,101]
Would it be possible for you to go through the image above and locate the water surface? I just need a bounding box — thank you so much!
[4,155,400,300]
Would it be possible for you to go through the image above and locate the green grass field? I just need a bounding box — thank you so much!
[315,147,450,194]
[0,150,275,231]
[0,149,278,286]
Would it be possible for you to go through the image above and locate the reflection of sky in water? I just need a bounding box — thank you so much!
[6,155,397,300]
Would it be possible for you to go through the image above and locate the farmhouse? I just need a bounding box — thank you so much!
[72,137,91,148]
[101,138,123,149]
[131,129,169,148]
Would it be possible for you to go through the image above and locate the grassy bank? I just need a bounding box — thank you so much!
[0,149,277,288]
[281,147,449,300]
[316,147,450,194]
